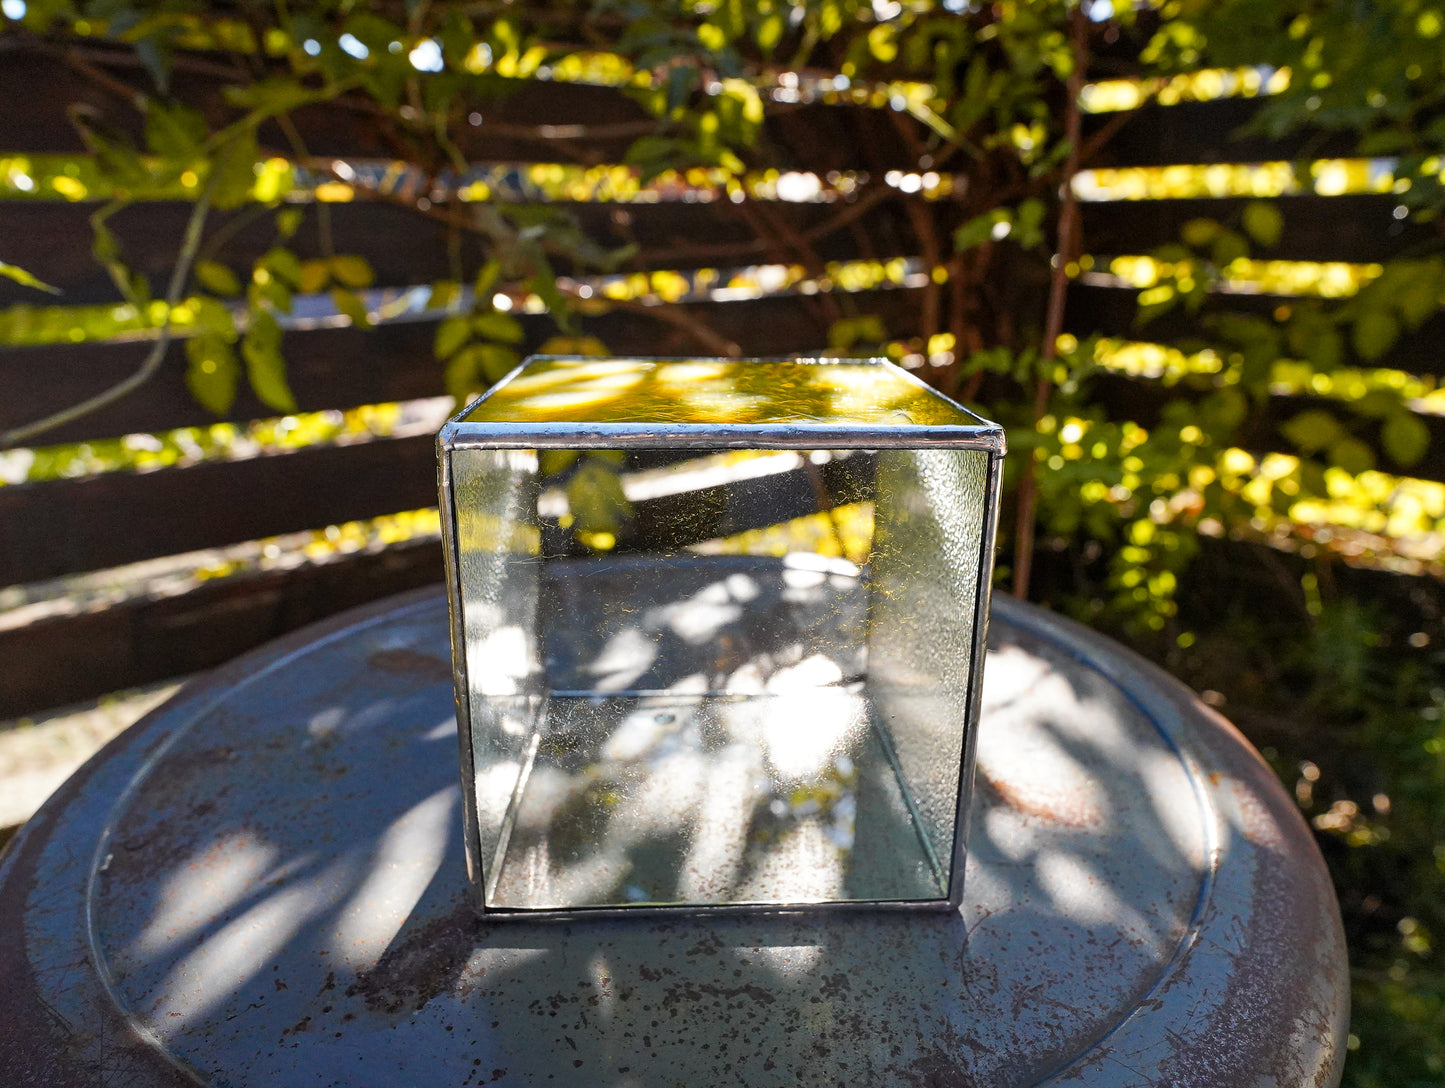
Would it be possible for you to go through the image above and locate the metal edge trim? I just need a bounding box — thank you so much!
[441,422,1006,451]
[947,448,1004,910]
[437,446,488,913]
[466,895,958,924]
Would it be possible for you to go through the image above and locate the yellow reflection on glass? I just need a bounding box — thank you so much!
[463,357,986,428]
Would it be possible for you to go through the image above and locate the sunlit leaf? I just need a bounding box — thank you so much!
[195,260,243,297]
[472,310,525,344]
[241,310,296,412]
[185,333,239,415]
[1328,436,1375,475]
[298,260,331,294]
[1382,410,1430,466]
[329,255,374,289]
[1281,409,1344,453]
[435,315,471,360]
[1352,309,1400,361]
[331,287,372,328]
[1241,201,1284,247]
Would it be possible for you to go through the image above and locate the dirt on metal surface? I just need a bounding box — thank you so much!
[0,590,1346,1087]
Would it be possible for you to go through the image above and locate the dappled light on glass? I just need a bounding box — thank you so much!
[440,356,1005,916]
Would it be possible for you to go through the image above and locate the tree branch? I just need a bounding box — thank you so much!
[1013,6,1090,601]
[1,158,222,448]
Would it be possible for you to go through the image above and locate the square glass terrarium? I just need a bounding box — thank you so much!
[438,356,1004,918]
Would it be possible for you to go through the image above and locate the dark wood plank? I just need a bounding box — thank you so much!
[0,41,923,169]
[0,195,920,307]
[1082,97,1360,170]
[0,535,445,720]
[0,286,927,445]
[1081,193,1437,266]
[0,433,439,586]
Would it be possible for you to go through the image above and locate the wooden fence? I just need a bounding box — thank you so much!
[2,32,1439,719]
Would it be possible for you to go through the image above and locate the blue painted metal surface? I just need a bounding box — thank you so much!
[0,589,1347,1086]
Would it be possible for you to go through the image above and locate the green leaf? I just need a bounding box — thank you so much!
[1013,199,1047,247]
[191,296,238,338]
[472,311,525,344]
[1241,201,1284,247]
[296,260,329,294]
[223,77,316,115]
[1199,388,1247,432]
[184,334,239,415]
[0,261,60,295]
[143,101,207,160]
[1210,230,1248,268]
[195,260,242,297]
[477,343,520,382]
[538,335,609,357]
[260,247,302,289]
[566,459,633,535]
[1352,309,1400,361]
[1382,410,1430,466]
[1281,409,1343,453]
[444,346,482,404]
[434,315,471,360]
[209,129,261,210]
[331,288,372,329]
[1301,327,1343,371]
[241,311,296,412]
[540,450,581,476]
[755,11,785,52]
[275,208,304,241]
[91,220,120,264]
[329,255,374,289]
[1353,389,1402,419]
[428,280,459,310]
[524,252,574,333]
[1328,436,1375,475]
[954,210,1006,252]
[473,261,501,301]
[1396,269,1442,329]
[1180,218,1221,248]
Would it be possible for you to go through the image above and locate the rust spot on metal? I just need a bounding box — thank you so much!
[348,896,484,1014]
[368,648,453,682]
[976,767,1103,829]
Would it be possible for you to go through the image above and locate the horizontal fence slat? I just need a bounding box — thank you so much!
[0,287,926,445]
[0,537,445,720]
[1082,98,1360,170]
[0,434,438,586]
[1081,194,1434,267]
[1065,282,1445,379]
[1087,371,1445,480]
[0,197,920,307]
[0,45,923,169]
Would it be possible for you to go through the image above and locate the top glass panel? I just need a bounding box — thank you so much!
[459,356,993,430]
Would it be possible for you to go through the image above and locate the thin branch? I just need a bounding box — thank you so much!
[597,296,742,356]
[1013,5,1090,601]
[1,157,223,448]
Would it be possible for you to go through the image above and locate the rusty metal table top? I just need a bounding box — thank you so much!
[0,588,1347,1087]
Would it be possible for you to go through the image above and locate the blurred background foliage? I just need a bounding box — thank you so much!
[4,0,1445,1079]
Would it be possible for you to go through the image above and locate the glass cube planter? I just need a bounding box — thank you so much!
[438,356,1004,918]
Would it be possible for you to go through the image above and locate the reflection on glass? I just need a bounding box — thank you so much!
[462,357,994,427]
[443,358,1001,915]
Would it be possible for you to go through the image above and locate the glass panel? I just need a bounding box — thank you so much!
[866,448,989,882]
[461,357,992,428]
[450,448,544,890]
[452,441,988,912]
